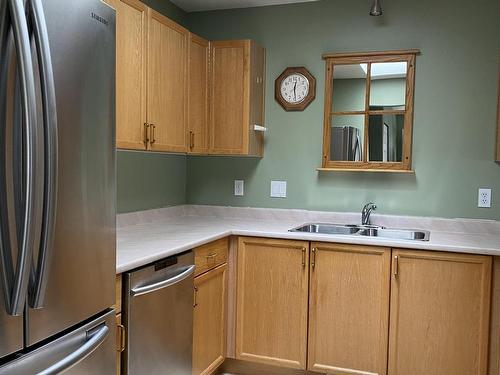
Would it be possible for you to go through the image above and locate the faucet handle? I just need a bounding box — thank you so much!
[363,202,376,210]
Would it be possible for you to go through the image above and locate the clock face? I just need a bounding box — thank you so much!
[275,67,316,111]
[280,73,310,104]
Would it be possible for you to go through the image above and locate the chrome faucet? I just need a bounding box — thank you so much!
[361,202,377,225]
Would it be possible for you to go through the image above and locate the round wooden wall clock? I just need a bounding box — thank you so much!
[275,67,316,111]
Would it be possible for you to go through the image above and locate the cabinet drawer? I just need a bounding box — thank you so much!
[195,238,229,277]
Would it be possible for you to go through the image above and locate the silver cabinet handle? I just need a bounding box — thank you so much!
[0,0,39,316]
[28,0,58,310]
[131,265,195,298]
[37,323,109,375]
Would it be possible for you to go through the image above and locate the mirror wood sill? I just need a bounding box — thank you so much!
[317,167,415,174]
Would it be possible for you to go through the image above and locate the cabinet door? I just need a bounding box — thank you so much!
[188,34,209,154]
[210,41,250,155]
[113,0,148,150]
[236,237,309,369]
[495,69,500,161]
[193,264,227,375]
[115,275,122,314]
[388,250,492,375]
[248,42,265,157]
[147,10,188,152]
[308,243,391,375]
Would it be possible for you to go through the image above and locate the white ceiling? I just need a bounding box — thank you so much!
[170,0,319,12]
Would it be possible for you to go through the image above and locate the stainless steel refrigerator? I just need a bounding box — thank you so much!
[331,126,362,161]
[0,0,116,373]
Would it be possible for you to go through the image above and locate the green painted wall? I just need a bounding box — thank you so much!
[186,0,500,219]
[116,0,188,213]
[142,0,187,25]
[117,151,187,213]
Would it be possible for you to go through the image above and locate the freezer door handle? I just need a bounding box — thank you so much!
[131,265,195,297]
[37,323,109,375]
[0,0,39,317]
[27,0,58,309]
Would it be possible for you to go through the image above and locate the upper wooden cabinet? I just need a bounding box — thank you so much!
[111,0,189,152]
[107,0,148,150]
[388,249,491,375]
[210,40,265,156]
[109,1,266,155]
[147,10,189,153]
[112,0,188,151]
[308,243,391,375]
[236,237,308,369]
[495,68,500,161]
[188,34,210,154]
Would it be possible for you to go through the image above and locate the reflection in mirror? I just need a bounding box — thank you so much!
[368,113,404,162]
[370,62,407,107]
[330,115,364,161]
[332,64,367,112]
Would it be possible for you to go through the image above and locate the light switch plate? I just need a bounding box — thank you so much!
[270,181,287,198]
[234,180,244,196]
[478,188,491,208]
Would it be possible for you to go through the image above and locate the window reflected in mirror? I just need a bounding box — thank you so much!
[321,50,418,172]
[370,62,407,107]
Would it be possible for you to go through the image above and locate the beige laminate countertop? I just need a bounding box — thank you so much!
[116,205,500,274]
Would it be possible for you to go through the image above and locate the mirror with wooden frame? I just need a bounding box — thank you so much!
[320,50,419,172]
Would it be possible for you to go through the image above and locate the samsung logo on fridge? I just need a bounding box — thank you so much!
[91,12,108,26]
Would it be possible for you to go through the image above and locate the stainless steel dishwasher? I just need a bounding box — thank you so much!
[123,251,195,374]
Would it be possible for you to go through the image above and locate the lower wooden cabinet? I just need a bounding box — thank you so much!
[193,263,228,375]
[117,235,493,375]
[194,237,229,277]
[235,237,309,369]
[388,249,492,375]
[308,243,391,375]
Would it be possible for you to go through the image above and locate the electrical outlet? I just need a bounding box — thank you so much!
[234,180,244,196]
[478,188,491,208]
[270,181,287,198]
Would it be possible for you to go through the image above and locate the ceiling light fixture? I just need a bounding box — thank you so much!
[370,0,383,16]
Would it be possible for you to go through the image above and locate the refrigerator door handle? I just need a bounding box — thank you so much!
[1,0,39,316]
[27,0,58,309]
[131,265,195,297]
[36,323,110,375]
[355,133,362,161]
[0,0,12,316]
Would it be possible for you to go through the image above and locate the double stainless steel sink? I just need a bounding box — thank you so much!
[290,223,430,241]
